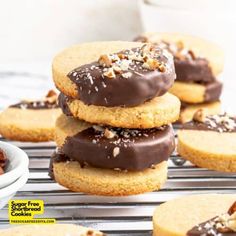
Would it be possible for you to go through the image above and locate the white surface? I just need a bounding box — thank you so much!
[0,141,29,189]
[0,170,29,209]
[0,0,141,63]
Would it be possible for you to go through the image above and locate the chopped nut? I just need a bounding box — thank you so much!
[122,72,132,78]
[117,53,127,60]
[158,62,166,72]
[104,128,116,139]
[228,201,236,215]
[46,90,57,98]
[142,58,160,70]
[113,147,120,157]
[112,65,122,74]
[193,109,207,123]
[103,68,116,79]
[98,54,112,67]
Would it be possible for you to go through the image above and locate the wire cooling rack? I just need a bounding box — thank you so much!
[0,128,236,235]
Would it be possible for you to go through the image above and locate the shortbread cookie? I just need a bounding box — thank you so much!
[0,224,104,236]
[0,91,61,142]
[54,114,175,171]
[153,194,236,236]
[59,92,180,129]
[135,32,224,76]
[178,113,236,172]
[53,42,176,107]
[169,80,222,104]
[50,154,167,196]
[179,101,221,123]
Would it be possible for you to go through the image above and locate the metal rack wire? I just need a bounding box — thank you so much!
[0,129,236,235]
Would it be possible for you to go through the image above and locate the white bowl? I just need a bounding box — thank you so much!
[0,170,29,209]
[0,141,29,189]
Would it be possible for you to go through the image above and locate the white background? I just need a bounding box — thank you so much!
[0,0,235,112]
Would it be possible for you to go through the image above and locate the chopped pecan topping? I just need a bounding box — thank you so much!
[193,109,207,123]
[98,54,112,67]
[103,68,116,79]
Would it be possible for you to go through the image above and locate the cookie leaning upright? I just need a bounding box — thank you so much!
[135,33,224,123]
[0,90,61,142]
[178,111,236,172]
[51,41,180,196]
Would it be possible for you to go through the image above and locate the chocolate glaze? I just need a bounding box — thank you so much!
[204,80,223,102]
[58,94,73,116]
[134,36,216,83]
[51,125,175,171]
[187,201,236,236]
[175,58,215,83]
[67,47,175,107]
[10,100,58,110]
[187,217,236,236]
[182,114,236,133]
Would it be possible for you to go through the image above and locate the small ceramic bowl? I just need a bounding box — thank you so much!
[0,170,29,209]
[0,141,29,189]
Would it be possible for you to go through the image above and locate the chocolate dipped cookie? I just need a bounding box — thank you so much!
[0,90,61,142]
[153,194,236,236]
[134,32,224,104]
[49,114,174,196]
[53,41,176,106]
[178,112,236,172]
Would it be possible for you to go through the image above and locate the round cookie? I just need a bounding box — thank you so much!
[0,224,104,236]
[52,158,167,196]
[59,92,180,129]
[0,97,61,142]
[54,114,175,171]
[178,113,236,172]
[153,194,236,236]
[136,32,224,76]
[169,80,222,104]
[53,41,176,108]
[53,41,143,99]
[179,101,221,123]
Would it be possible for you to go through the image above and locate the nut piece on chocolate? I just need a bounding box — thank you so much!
[193,109,207,123]
[0,148,7,175]
[99,44,169,79]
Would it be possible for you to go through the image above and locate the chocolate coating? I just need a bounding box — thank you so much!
[204,80,223,102]
[182,114,236,133]
[134,36,216,83]
[58,94,72,116]
[57,125,175,171]
[10,100,58,110]
[187,217,236,236]
[175,58,215,83]
[67,47,175,107]
[187,201,236,236]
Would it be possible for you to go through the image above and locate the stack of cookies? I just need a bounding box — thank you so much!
[50,41,180,196]
[134,32,224,123]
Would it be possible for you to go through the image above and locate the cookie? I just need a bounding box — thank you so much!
[169,80,222,104]
[135,32,224,76]
[0,224,104,236]
[153,194,236,236]
[53,41,176,107]
[54,114,175,171]
[179,101,221,123]
[0,91,61,142]
[59,92,180,129]
[178,113,236,172]
[51,156,167,196]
